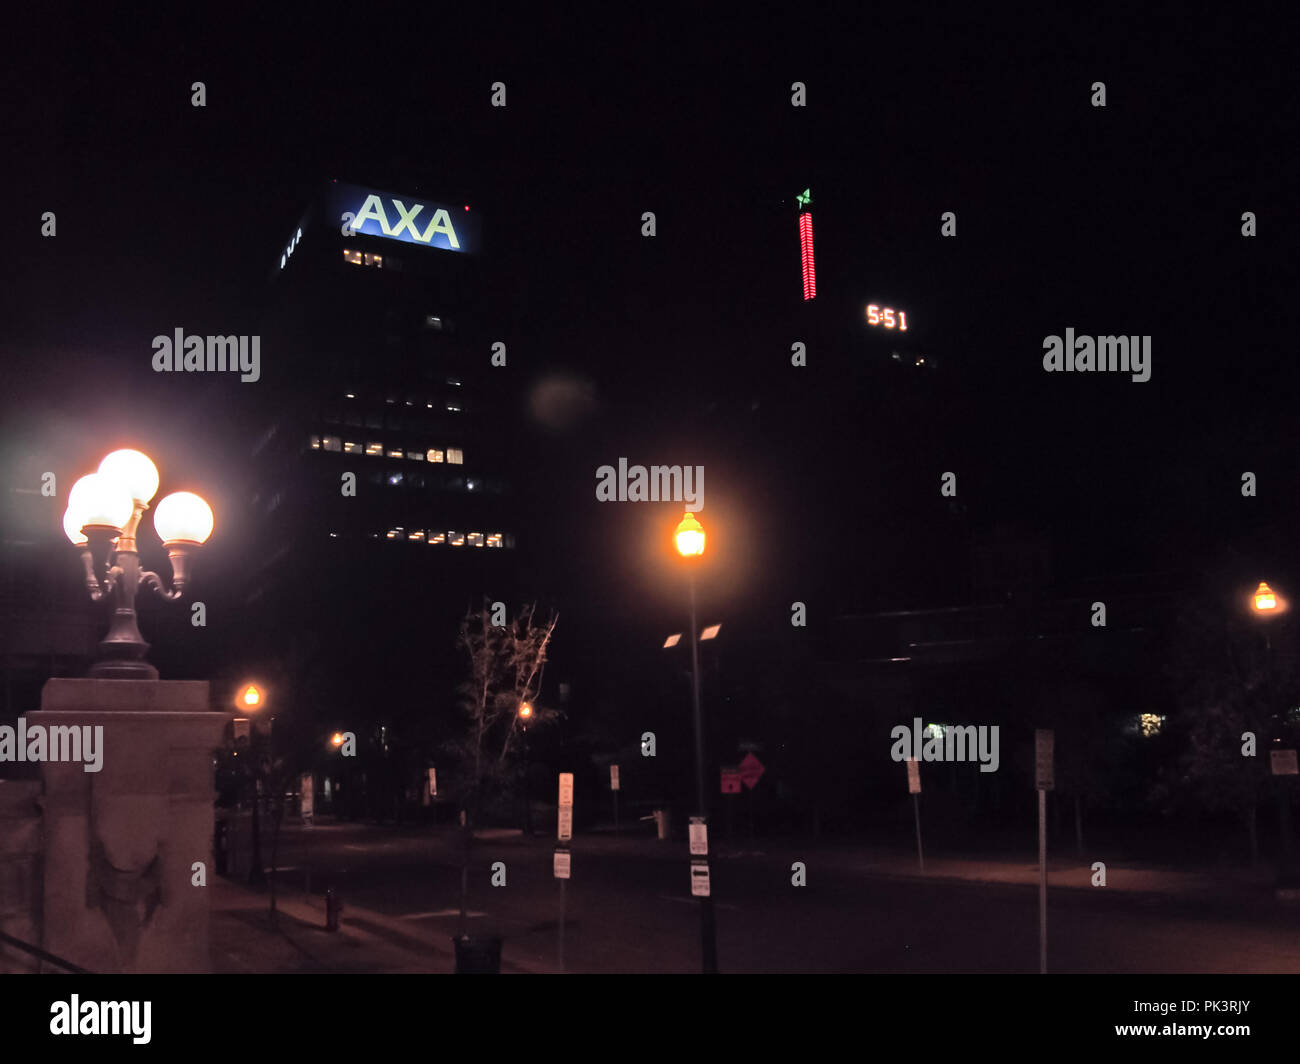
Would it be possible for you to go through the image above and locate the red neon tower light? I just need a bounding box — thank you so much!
[796,188,816,301]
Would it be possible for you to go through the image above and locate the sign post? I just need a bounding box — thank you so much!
[1271,749,1298,888]
[610,764,620,836]
[721,767,741,839]
[299,772,314,896]
[906,758,923,872]
[1035,729,1054,975]
[739,753,765,843]
[556,772,574,972]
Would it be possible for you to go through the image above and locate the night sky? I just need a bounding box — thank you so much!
[4,8,1296,677]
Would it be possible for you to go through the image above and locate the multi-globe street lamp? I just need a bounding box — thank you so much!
[673,510,718,973]
[61,449,213,679]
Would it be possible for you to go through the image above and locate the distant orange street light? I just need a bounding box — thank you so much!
[239,683,263,710]
[1254,582,1278,612]
[518,702,533,721]
[331,732,344,747]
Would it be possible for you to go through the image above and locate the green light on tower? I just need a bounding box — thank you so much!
[796,188,812,209]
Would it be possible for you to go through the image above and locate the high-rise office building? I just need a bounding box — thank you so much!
[240,180,518,751]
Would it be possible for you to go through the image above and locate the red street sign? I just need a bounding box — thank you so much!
[738,752,765,790]
[720,767,741,794]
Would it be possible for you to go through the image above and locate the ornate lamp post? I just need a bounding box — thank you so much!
[61,449,213,680]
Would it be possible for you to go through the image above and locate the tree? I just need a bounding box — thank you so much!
[450,600,559,934]
[1159,590,1300,865]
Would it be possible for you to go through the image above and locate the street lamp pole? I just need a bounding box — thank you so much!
[675,511,718,974]
[519,702,534,837]
[1251,582,1296,887]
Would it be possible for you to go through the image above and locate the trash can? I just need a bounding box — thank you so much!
[453,935,502,973]
[653,808,671,840]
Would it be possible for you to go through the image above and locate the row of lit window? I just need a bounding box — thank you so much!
[343,250,385,268]
[336,468,491,491]
[382,528,513,549]
[312,436,464,464]
[322,405,462,431]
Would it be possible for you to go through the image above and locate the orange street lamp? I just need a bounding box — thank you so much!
[675,512,705,557]
[331,732,344,747]
[672,510,716,972]
[239,684,264,710]
[1254,582,1278,612]
[518,701,533,721]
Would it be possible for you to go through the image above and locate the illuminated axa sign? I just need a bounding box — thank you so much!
[332,182,478,254]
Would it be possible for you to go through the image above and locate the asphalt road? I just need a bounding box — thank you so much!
[230,816,1300,974]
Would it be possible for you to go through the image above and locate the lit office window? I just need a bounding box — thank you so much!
[429,532,446,545]
[386,528,404,540]
[467,532,485,548]
[466,478,479,492]
[329,532,339,538]
[387,472,404,487]
[322,436,342,452]
[366,442,383,457]
[447,377,461,386]
[386,396,396,405]
[448,531,465,547]
[427,449,444,463]
[387,448,404,459]
[486,533,503,549]
[344,441,363,455]
[364,253,383,267]
[345,392,356,400]
[447,449,464,465]
[409,530,426,543]
[310,435,321,450]
[425,315,442,330]
[446,401,463,413]
[343,249,362,265]
[426,402,434,409]
[406,451,424,462]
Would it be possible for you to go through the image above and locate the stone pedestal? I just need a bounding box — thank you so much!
[0,781,42,972]
[32,678,226,973]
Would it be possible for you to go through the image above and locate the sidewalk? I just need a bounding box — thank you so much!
[209,876,548,974]
[585,822,1282,903]
[846,847,1278,901]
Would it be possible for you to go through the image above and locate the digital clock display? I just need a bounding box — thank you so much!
[866,304,909,331]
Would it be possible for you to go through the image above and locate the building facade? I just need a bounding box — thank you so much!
[239,181,519,777]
